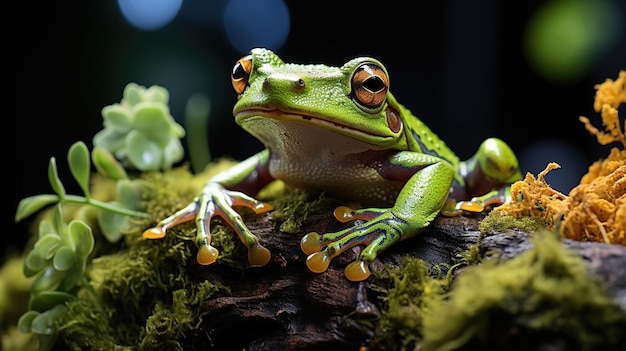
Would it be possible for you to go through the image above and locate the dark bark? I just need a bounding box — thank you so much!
[189,211,626,351]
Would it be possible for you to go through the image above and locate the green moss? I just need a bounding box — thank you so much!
[208,220,247,268]
[55,299,119,350]
[479,209,547,237]
[453,242,482,267]
[370,257,451,350]
[420,231,626,351]
[140,281,228,350]
[269,189,338,233]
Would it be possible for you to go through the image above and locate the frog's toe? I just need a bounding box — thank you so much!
[248,244,271,266]
[197,244,219,265]
[143,226,167,239]
[228,190,275,214]
[457,200,485,213]
[306,251,332,273]
[300,232,324,255]
[344,260,371,281]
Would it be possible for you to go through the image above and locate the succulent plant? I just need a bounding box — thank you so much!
[18,205,94,351]
[93,82,185,171]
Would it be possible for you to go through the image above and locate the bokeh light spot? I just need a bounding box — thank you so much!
[118,0,182,31]
[524,0,621,82]
[223,0,290,54]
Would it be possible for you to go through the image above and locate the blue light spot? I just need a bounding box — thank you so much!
[223,0,290,54]
[118,0,182,31]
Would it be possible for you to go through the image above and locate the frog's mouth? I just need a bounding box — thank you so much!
[235,108,391,139]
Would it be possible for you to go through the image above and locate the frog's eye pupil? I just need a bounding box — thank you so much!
[363,76,385,93]
[231,54,253,95]
[351,63,389,109]
[232,63,246,80]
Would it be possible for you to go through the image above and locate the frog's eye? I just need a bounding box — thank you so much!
[231,55,253,95]
[351,63,389,109]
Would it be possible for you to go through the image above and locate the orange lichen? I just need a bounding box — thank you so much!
[579,70,626,148]
[496,162,568,226]
[496,70,626,245]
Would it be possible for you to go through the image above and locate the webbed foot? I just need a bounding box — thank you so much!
[300,205,406,281]
[143,182,274,266]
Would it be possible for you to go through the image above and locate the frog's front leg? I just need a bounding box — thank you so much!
[300,152,455,281]
[143,150,275,267]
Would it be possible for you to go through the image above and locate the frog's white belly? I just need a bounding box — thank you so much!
[240,116,403,206]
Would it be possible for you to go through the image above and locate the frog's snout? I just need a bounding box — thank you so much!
[263,73,306,92]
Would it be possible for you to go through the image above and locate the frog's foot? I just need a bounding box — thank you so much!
[142,183,274,267]
[441,187,513,216]
[301,206,403,281]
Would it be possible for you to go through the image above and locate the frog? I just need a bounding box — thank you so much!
[142,48,522,282]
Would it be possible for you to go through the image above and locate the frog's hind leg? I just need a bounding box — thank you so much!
[456,137,522,213]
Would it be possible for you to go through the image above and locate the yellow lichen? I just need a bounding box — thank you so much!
[496,70,626,245]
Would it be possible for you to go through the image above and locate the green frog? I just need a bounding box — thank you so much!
[143,48,522,281]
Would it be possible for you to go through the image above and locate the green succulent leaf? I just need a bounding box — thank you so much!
[93,128,126,154]
[37,219,56,239]
[50,206,65,237]
[126,131,162,171]
[133,103,171,142]
[97,207,128,243]
[101,104,132,132]
[34,233,62,260]
[163,136,185,169]
[170,121,186,137]
[18,310,39,333]
[124,82,143,106]
[57,266,84,292]
[91,146,128,180]
[14,194,59,222]
[53,246,76,272]
[31,266,64,293]
[47,158,66,198]
[68,141,91,197]
[116,179,146,208]
[67,220,94,258]
[144,84,169,103]
[30,305,66,335]
[29,291,75,313]
[37,220,55,239]
[24,250,47,277]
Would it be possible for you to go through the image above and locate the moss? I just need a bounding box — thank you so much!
[453,242,482,266]
[55,299,119,350]
[420,231,626,351]
[369,257,451,350]
[140,281,228,350]
[208,220,247,268]
[269,189,339,233]
[479,209,547,237]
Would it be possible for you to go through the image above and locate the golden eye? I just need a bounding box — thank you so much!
[231,55,252,95]
[351,63,388,109]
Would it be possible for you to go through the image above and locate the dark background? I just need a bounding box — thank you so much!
[8,1,625,260]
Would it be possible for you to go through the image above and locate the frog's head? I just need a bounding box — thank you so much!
[231,48,406,150]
